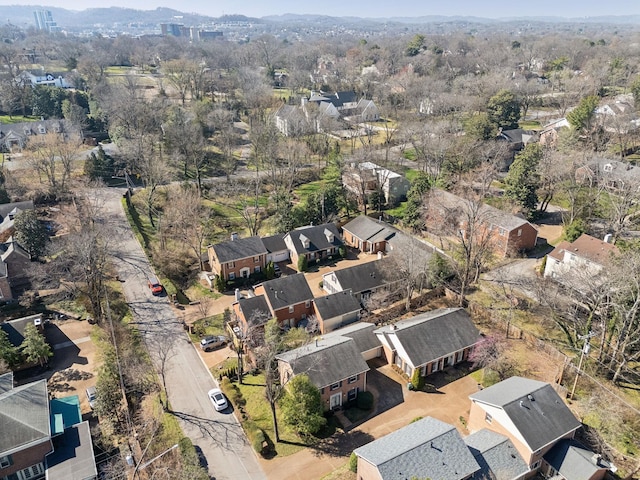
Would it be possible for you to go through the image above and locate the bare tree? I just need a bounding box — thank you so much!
[27,128,82,193]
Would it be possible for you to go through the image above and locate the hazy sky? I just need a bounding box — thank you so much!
[10,0,640,18]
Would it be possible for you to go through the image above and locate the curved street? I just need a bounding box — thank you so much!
[97,187,265,480]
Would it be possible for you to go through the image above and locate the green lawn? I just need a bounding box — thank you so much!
[232,373,306,457]
[189,313,226,340]
[294,180,324,198]
[0,115,38,124]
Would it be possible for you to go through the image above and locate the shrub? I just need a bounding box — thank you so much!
[349,452,358,473]
[214,275,226,293]
[410,368,425,390]
[356,391,374,410]
[297,255,308,272]
[338,245,347,258]
[410,416,423,423]
[252,429,266,454]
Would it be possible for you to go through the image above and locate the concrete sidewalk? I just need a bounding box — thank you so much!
[258,374,480,480]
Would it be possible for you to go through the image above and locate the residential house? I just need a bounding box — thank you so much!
[575,158,640,191]
[468,376,582,472]
[373,308,480,378]
[343,162,410,206]
[261,233,290,265]
[1,314,44,346]
[207,234,268,282]
[353,416,481,480]
[0,241,32,301]
[312,290,361,334]
[232,295,272,333]
[544,233,618,292]
[539,118,570,148]
[353,99,380,122]
[322,258,398,305]
[283,223,343,270]
[20,70,71,88]
[274,103,310,137]
[464,429,530,480]
[254,274,314,328]
[541,439,612,480]
[276,334,370,410]
[342,215,397,254]
[325,321,382,361]
[0,372,97,480]
[0,201,35,235]
[307,90,359,114]
[496,128,538,170]
[426,189,538,257]
[0,120,65,151]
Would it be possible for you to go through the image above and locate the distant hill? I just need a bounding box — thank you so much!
[0,5,638,30]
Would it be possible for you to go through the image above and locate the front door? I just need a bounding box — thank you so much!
[330,393,342,410]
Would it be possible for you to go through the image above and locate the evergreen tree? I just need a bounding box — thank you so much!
[487,90,521,130]
[14,209,47,259]
[504,143,542,216]
[280,374,326,436]
[20,323,52,367]
[0,329,21,369]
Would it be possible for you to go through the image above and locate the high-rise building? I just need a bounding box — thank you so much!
[33,10,61,33]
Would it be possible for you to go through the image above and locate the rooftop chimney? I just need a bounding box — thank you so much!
[231,232,238,241]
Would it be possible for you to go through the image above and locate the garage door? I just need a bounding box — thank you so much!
[362,346,382,361]
[269,251,290,263]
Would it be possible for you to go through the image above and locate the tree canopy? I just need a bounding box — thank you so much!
[280,374,326,436]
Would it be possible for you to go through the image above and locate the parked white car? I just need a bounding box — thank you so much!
[208,388,228,411]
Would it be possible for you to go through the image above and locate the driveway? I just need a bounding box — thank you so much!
[97,188,265,480]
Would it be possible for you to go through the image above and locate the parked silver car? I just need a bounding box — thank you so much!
[200,335,227,352]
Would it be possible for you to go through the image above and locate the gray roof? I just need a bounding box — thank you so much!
[0,372,13,394]
[469,377,581,452]
[261,233,288,254]
[329,258,394,295]
[342,215,396,243]
[374,308,479,368]
[354,416,480,480]
[465,429,529,480]
[313,290,361,321]
[285,223,343,255]
[259,273,314,310]
[277,336,369,389]
[211,236,267,264]
[325,321,380,355]
[430,189,532,232]
[543,439,607,480]
[0,201,34,222]
[237,295,272,327]
[498,128,537,144]
[45,421,98,480]
[0,379,50,455]
[0,314,42,347]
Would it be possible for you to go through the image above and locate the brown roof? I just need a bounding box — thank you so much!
[550,234,618,265]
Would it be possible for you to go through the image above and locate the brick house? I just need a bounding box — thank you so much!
[283,223,343,270]
[426,189,538,258]
[207,234,268,282]
[312,290,361,334]
[373,308,480,379]
[277,335,369,411]
[341,215,396,254]
[468,377,582,473]
[254,274,314,328]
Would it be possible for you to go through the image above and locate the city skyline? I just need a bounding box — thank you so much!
[5,0,640,19]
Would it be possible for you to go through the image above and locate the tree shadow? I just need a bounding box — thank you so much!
[169,410,249,452]
[308,430,375,457]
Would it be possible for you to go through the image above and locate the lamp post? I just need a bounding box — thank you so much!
[570,331,597,400]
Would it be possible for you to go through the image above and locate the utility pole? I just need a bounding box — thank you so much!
[570,331,597,400]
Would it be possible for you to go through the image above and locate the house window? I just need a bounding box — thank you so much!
[305,300,310,308]
[288,306,294,313]
[348,388,358,401]
[485,412,492,424]
[348,375,358,384]
[0,455,12,468]
[227,261,235,268]
[254,256,260,263]
[254,266,261,273]
[499,228,506,236]
[530,460,541,471]
[38,126,46,134]
[228,272,236,280]
[517,228,522,237]
[330,382,341,391]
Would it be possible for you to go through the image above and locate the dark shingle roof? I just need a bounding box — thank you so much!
[285,223,343,255]
[260,273,314,310]
[313,290,361,321]
[0,379,50,454]
[325,322,380,355]
[277,336,369,389]
[374,308,479,368]
[465,429,529,480]
[261,233,287,254]
[237,295,272,327]
[354,416,480,480]
[0,201,34,222]
[543,439,607,480]
[342,215,396,243]
[469,377,581,452]
[211,236,267,264]
[0,315,42,347]
[328,258,394,295]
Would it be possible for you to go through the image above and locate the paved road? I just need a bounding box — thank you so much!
[97,187,265,480]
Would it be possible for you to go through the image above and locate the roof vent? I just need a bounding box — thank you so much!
[528,394,534,401]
